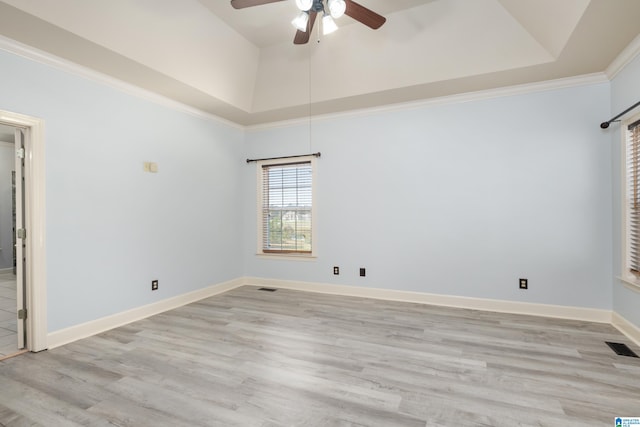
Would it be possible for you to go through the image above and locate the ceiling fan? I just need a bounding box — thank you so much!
[230,0,386,45]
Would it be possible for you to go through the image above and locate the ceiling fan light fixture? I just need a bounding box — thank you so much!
[292,11,310,31]
[230,0,386,45]
[322,14,338,35]
[328,0,346,18]
[295,0,313,11]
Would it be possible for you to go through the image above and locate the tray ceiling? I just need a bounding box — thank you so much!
[0,0,639,126]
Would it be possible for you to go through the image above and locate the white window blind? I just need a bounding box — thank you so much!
[261,161,312,254]
[627,119,640,274]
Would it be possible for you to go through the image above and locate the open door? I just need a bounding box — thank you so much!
[14,128,26,350]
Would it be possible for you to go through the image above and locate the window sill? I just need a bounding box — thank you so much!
[256,253,317,262]
[616,276,640,293]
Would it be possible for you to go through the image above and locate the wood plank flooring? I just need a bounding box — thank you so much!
[1,285,639,426]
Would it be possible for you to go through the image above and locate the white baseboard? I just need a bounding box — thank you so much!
[612,312,640,348]
[243,277,612,324]
[47,276,637,352]
[0,267,14,273]
[47,278,245,349]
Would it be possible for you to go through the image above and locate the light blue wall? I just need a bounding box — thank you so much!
[611,54,640,329]
[0,49,245,332]
[0,43,623,334]
[244,84,613,309]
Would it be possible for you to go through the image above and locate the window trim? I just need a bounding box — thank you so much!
[621,111,640,291]
[256,156,317,259]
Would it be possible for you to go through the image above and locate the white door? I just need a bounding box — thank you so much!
[14,128,26,350]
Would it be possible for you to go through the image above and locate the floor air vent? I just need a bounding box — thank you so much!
[606,342,639,358]
[258,287,277,292]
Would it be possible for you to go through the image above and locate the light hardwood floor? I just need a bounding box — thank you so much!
[0,285,639,426]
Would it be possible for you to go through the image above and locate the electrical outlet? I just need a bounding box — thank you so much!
[519,278,528,290]
[152,280,159,291]
[360,268,366,277]
[333,266,339,275]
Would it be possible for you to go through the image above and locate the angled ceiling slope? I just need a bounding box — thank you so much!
[0,0,639,126]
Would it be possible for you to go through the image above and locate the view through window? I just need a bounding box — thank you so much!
[260,160,313,254]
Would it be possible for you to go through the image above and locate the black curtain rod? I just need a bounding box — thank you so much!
[246,152,321,163]
[600,100,640,129]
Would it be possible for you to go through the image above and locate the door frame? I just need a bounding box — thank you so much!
[14,128,25,349]
[0,110,46,352]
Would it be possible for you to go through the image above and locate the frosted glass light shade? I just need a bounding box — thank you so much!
[328,0,346,18]
[292,12,309,31]
[322,14,338,35]
[295,0,313,11]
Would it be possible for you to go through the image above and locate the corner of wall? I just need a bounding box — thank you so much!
[46,277,245,349]
[612,311,640,347]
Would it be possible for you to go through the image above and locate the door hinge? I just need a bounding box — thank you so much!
[16,148,25,159]
[18,309,27,320]
[17,228,26,239]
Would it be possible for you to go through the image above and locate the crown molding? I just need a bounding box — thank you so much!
[0,35,243,131]
[606,34,640,80]
[0,34,616,133]
[247,73,609,131]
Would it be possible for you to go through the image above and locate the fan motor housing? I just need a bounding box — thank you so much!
[312,0,325,12]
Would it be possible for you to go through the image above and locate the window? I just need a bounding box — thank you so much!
[624,116,640,285]
[258,157,315,256]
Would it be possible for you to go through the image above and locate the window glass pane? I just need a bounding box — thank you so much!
[261,161,312,254]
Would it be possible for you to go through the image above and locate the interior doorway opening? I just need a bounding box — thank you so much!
[0,110,47,355]
[0,124,27,359]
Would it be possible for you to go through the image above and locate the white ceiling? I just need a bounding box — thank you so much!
[0,0,639,126]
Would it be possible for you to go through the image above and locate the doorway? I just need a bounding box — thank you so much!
[0,124,26,358]
[0,110,46,354]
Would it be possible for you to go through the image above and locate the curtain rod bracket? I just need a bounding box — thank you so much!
[601,100,640,129]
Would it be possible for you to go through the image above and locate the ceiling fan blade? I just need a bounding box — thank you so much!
[231,0,286,9]
[344,0,386,29]
[293,11,318,45]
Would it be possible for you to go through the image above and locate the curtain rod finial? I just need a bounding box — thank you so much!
[600,122,610,129]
